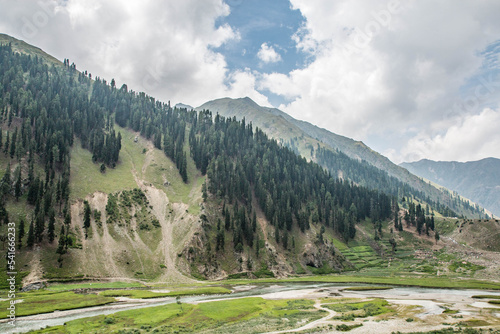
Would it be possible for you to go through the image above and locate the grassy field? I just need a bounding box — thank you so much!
[32,297,323,334]
[70,128,144,200]
[323,298,392,320]
[0,291,115,319]
[47,282,146,291]
[99,287,231,299]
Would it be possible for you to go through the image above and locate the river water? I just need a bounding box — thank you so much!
[2,283,500,333]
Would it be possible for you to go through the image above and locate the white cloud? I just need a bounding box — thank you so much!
[257,43,282,63]
[260,0,500,161]
[225,69,273,107]
[0,0,267,108]
[1,0,500,163]
[399,108,500,163]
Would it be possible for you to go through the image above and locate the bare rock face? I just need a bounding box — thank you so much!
[303,243,323,268]
[301,242,343,271]
[197,263,227,280]
[21,282,46,292]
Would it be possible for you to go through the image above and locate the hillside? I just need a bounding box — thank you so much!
[0,35,387,284]
[197,97,487,218]
[401,158,500,217]
[0,33,62,68]
[0,34,497,290]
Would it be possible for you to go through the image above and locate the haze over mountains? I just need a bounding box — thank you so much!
[401,158,500,217]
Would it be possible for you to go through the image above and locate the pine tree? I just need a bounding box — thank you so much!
[83,200,91,229]
[1,163,11,197]
[35,213,45,242]
[56,225,66,254]
[14,167,21,201]
[48,210,55,243]
[27,220,35,247]
[18,218,25,248]
[3,131,9,155]
[9,127,17,158]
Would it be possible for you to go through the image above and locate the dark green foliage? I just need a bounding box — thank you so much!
[190,111,392,244]
[48,210,55,243]
[14,167,21,200]
[316,146,469,218]
[56,225,66,255]
[106,194,119,224]
[27,220,34,248]
[83,200,91,229]
[17,218,25,248]
[216,229,225,251]
[0,163,11,198]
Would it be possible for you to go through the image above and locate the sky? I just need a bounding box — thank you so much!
[1,0,500,164]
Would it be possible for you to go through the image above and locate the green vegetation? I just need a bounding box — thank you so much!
[336,323,363,331]
[99,287,231,299]
[0,291,115,319]
[404,328,499,334]
[32,297,322,334]
[471,295,500,299]
[48,281,145,291]
[442,308,459,314]
[325,298,391,320]
[457,319,491,327]
[69,129,143,200]
[448,261,485,274]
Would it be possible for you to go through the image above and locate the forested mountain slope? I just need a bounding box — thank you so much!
[0,34,489,285]
[197,97,488,218]
[0,35,395,283]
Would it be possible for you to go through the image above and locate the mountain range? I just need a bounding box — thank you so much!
[401,158,500,217]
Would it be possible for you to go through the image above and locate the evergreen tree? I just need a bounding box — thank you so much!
[3,131,9,155]
[27,220,35,248]
[17,218,25,249]
[14,167,21,201]
[83,200,91,229]
[56,225,66,254]
[1,163,11,197]
[48,210,55,243]
[9,127,17,158]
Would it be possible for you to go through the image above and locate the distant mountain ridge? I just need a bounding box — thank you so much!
[400,158,500,217]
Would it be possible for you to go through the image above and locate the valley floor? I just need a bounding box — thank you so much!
[1,281,500,334]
